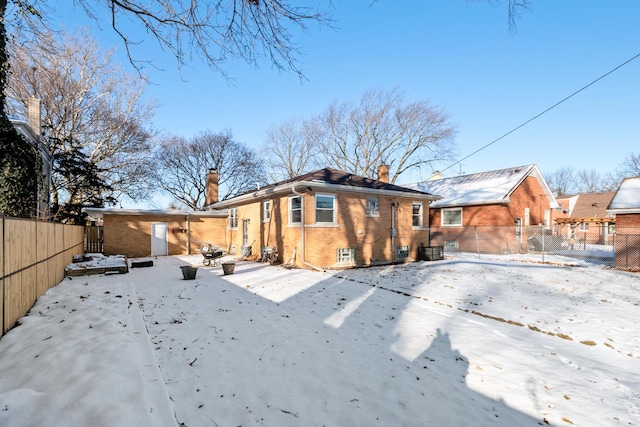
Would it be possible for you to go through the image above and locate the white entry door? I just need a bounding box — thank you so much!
[151,222,168,256]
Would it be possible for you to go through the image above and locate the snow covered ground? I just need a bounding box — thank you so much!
[0,253,638,426]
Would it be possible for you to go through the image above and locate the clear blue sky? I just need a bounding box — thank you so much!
[54,1,639,187]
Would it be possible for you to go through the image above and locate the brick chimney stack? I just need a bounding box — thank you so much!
[28,97,41,137]
[377,164,390,183]
[205,169,219,205]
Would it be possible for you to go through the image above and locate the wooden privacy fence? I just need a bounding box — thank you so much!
[1,216,84,336]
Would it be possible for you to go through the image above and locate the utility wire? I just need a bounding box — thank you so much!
[441,52,640,174]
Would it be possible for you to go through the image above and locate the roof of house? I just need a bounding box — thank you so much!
[11,119,53,162]
[210,168,440,209]
[84,208,229,220]
[556,191,615,219]
[606,176,640,214]
[405,164,559,209]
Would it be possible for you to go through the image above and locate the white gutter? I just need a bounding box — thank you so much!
[606,208,640,215]
[84,207,228,219]
[432,198,511,208]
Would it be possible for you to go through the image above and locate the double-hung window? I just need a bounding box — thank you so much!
[412,202,423,228]
[289,196,302,224]
[229,207,238,229]
[263,200,271,222]
[441,208,462,226]
[315,194,336,224]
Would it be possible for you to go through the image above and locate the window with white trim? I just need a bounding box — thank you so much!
[263,200,271,222]
[229,208,238,229]
[289,196,301,224]
[412,202,423,228]
[441,208,462,226]
[366,197,379,217]
[315,194,336,224]
[524,208,530,226]
[336,248,356,263]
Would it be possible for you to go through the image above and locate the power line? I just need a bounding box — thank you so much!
[441,52,640,174]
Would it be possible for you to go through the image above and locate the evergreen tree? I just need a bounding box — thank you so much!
[0,7,38,218]
[49,137,116,224]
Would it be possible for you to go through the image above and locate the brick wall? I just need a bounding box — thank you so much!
[103,213,226,258]
[614,215,640,271]
[617,213,640,227]
[430,176,553,228]
[230,191,430,268]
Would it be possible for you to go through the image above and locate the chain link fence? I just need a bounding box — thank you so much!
[429,224,640,271]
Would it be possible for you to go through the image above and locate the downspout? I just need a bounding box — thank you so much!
[391,202,396,262]
[292,186,324,272]
[186,213,191,255]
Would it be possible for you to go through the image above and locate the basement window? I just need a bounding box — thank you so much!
[336,248,356,263]
[395,245,410,259]
[444,241,459,251]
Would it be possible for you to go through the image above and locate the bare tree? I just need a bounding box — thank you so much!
[153,130,264,210]
[6,28,157,219]
[311,88,456,183]
[545,167,577,196]
[575,169,617,193]
[617,152,640,179]
[261,117,321,182]
[56,1,331,78]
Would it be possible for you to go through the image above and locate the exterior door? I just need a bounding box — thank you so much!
[243,219,250,246]
[151,222,168,256]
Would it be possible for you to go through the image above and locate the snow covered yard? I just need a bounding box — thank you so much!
[0,254,638,426]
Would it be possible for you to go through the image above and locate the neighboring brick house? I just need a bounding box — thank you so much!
[207,166,441,269]
[555,191,616,245]
[606,176,640,271]
[85,208,228,258]
[406,165,559,254]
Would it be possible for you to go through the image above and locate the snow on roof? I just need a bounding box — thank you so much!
[406,165,556,208]
[607,176,640,213]
[212,168,439,209]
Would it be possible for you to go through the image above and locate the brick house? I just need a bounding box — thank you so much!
[555,191,616,245]
[406,165,559,254]
[606,176,640,271]
[85,208,228,258]
[206,166,441,269]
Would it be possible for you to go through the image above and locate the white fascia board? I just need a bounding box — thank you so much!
[84,207,228,219]
[433,199,510,208]
[211,180,442,209]
[606,208,640,215]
